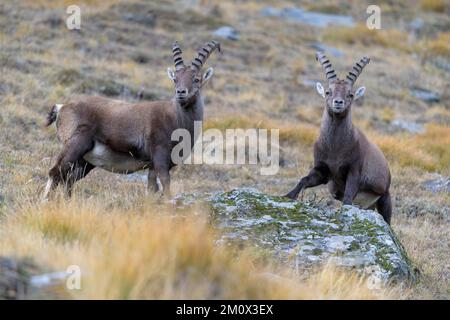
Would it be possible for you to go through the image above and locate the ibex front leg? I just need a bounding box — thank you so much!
[284,165,329,200]
[147,170,159,193]
[152,146,171,196]
[342,167,360,205]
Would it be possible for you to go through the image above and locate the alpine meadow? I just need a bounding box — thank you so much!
[0,0,448,300]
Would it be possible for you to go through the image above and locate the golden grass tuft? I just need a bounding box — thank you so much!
[370,124,450,172]
[378,107,396,123]
[205,116,319,147]
[324,24,410,52]
[0,198,395,299]
[427,33,450,57]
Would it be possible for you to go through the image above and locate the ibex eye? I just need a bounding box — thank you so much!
[348,93,354,98]
[326,90,331,96]
[194,78,200,83]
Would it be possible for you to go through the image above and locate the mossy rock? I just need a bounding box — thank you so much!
[176,188,419,284]
[0,257,37,299]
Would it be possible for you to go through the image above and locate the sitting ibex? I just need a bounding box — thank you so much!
[285,52,392,224]
[43,40,220,199]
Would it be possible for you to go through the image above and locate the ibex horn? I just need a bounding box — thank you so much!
[172,41,185,71]
[191,40,221,72]
[346,56,370,86]
[316,52,338,83]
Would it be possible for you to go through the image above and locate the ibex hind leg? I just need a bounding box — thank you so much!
[44,134,94,200]
[376,191,392,225]
[64,159,96,197]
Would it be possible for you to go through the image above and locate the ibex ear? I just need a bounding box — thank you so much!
[202,67,214,86]
[354,86,366,100]
[167,68,176,82]
[316,82,325,98]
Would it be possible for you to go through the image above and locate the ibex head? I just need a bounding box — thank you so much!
[315,52,369,116]
[167,40,221,106]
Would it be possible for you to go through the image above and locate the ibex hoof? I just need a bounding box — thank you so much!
[283,192,298,200]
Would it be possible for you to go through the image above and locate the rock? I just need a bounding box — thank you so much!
[213,26,240,41]
[434,57,450,72]
[261,7,354,28]
[29,271,68,288]
[422,174,450,194]
[301,79,318,87]
[0,257,69,299]
[408,18,424,41]
[175,188,418,283]
[122,172,147,182]
[410,87,440,103]
[0,257,34,299]
[309,42,344,57]
[390,119,425,134]
[409,18,424,32]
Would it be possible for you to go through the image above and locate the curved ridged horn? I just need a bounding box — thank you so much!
[346,56,370,86]
[172,41,185,71]
[191,40,221,72]
[316,52,338,83]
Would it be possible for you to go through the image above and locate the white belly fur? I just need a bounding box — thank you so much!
[83,141,150,174]
[353,191,380,209]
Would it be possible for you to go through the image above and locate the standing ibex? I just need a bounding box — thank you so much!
[285,52,392,224]
[43,40,220,199]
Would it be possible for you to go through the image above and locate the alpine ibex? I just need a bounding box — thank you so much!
[285,52,392,224]
[43,40,221,199]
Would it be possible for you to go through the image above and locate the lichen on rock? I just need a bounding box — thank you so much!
[175,188,419,284]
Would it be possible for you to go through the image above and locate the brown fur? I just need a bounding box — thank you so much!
[44,41,219,199]
[285,58,392,224]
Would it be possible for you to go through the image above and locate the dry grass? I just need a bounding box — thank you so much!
[323,24,411,52]
[19,0,125,10]
[0,0,448,300]
[0,198,395,299]
[395,216,449,299]
[207,116,450,173]
[371,124,450,172]
[205,116,318,147]
[427,33,450,57]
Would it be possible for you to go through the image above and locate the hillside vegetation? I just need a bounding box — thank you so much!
[0,0,448,299]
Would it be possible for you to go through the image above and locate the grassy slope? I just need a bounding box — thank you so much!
[0,0,448,299]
